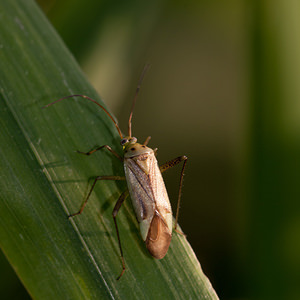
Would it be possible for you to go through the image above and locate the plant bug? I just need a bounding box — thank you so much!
[44,66,187,280]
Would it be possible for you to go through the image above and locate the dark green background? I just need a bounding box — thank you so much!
[2,1,300,299]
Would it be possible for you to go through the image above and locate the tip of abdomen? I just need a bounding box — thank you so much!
[145,212,172,259]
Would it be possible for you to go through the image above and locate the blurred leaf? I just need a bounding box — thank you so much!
[0,1,218,299]
[247,1,300,300]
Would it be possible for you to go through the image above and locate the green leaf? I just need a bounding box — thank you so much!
[0,1,218,299]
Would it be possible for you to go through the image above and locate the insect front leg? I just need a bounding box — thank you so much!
[68,176,125,218]
[159,156,188,233]
[77,144,122,161]
[112,189,129,280]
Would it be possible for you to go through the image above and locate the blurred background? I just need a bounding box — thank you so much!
[1,1,300,299]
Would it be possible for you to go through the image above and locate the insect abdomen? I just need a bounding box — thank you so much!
[145,211,172,259]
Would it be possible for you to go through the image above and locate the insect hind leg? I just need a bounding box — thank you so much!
[112,189,129,280]
[159,156,188,233]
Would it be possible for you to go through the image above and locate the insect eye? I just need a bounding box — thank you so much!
[120,138,129,146]
[129,137,137,143]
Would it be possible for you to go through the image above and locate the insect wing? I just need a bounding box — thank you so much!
[124,152,173,259]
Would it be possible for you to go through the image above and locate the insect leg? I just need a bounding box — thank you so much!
[159,156,188,232]
[77,145,122,161]
[112,189,129,280]
[68,175,125,218]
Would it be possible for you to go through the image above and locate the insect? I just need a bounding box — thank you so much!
[44,66,187,279]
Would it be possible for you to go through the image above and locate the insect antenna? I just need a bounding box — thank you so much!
[43,94,123,139]
[128,64,150,137]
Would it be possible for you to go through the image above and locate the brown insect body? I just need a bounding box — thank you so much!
[123,140,172,259]
[44,65,188,279]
